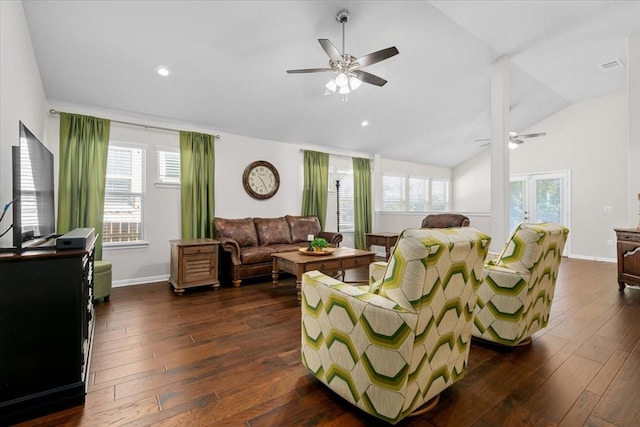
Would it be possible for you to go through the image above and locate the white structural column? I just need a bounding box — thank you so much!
[490,56,510,251]
[628,32,640,228]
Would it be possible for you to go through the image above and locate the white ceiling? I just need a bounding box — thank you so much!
[21,0,640,167]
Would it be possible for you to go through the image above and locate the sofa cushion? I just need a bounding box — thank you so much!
[271,243,307,253]
[254,217,292,246]
[240,245,276,264]
[286,215,321,243]
[215,217,258,247]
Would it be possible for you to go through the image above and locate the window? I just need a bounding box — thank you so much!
[103,142,146,245]
[329,156,354,233]
[156,146,180,185]
[381,174,450,212]
[430,179,450,211]
[409,176,429,212]
[382,175,404,211]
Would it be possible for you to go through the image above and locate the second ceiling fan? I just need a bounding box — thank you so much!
[476,131,547,149]
[286,9,399,95]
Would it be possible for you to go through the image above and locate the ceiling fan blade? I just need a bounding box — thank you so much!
[511,138,525,145]
[318,39,343,63]
[355,46,399,68]
[286,68,333,74]
[352,70,387,87]
[518,132,547,139]
[474,138,491,143]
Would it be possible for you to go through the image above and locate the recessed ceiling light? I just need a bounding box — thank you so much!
[361,120,369,127]
[156,66,171,77]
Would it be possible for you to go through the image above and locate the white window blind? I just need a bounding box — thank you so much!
[103,142,146,244]
[157,147,180,185]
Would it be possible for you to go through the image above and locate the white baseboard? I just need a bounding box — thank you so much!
[568,254,616,263]
[113,274,169,288]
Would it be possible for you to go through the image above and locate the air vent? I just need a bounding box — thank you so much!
[599,59,624,70]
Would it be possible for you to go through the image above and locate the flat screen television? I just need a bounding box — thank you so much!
[11,121,56,250]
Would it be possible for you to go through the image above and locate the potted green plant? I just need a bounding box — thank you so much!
[310,237,328,253]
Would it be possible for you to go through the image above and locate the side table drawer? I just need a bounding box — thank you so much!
[184,245,216,255]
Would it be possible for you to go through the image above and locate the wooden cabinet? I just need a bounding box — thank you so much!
[615,228,640,290]
[0,237,96,425]
[169,239,220,294]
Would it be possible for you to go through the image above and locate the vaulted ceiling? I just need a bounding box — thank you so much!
[21,0,640,167]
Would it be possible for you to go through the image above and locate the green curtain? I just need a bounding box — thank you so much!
[301,150,329,229]
[57,113,111,260]
[353,157,372,249]
[180,131,216,239]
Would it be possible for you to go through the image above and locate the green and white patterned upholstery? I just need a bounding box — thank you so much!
[472,222,569,346]
[301,227,491,424]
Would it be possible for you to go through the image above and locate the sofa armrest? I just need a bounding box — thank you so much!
[217,237,241,265]
[318,231,343,246]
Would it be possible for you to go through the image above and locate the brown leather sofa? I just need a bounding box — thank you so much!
[421,213,470,228]
[214,215,343,287]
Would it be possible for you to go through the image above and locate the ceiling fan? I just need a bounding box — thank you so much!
[286,8,399,95]
[475,131,547,149]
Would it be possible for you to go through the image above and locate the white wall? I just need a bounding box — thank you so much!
[453,92,629,261]
[453,150,491,213]
[45,101,382,284]
[0,0,49,248]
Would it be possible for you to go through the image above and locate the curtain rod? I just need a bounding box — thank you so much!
[48,109,220,140]
[299,148,372,160]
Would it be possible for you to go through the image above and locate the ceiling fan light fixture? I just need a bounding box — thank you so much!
[509,141,519,150]
[339,85,351,95]
[325,79,337,92]
[348,75,362,90]
[335,72,349,87]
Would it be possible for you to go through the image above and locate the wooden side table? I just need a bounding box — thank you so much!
[169,238,220,294]
[366,232,399,260]
[614,228,640,290]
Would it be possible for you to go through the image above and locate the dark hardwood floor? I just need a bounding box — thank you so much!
[16,258,640,426]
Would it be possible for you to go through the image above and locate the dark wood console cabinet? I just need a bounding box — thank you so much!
[615,228,640,290]
[0,236,96,425]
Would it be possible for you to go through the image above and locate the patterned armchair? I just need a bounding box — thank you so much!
[301,227,491,424]
[472,222,569,346]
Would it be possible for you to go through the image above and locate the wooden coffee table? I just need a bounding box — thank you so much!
[272,247,376,303]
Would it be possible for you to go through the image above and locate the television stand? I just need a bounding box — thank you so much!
[0,234,96,425]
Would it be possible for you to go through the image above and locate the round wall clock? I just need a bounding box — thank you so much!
[242,160,280,199]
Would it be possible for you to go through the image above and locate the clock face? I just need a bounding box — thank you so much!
[242,161,280,199]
